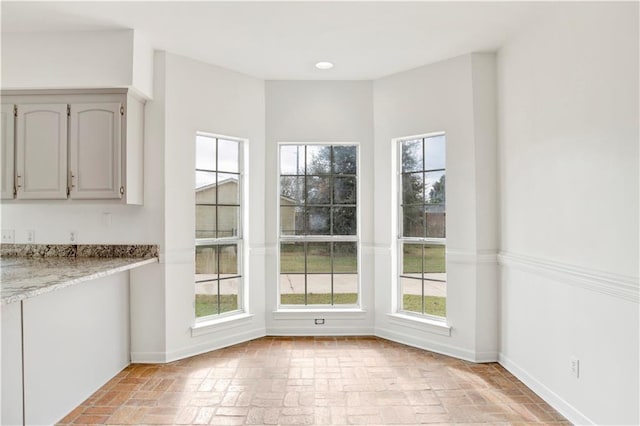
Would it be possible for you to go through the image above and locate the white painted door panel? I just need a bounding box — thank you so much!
[16,104,68,199]
[1,104,15,199]
[69,103,122,199]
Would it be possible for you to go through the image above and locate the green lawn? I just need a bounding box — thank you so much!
[195,294,238,317]
[402,244,445,274]
[402,294,446,317]
[280,293,358,305]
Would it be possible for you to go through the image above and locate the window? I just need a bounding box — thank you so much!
[279,144,358,306]
[195,134,243,318]
[398,134,446,318]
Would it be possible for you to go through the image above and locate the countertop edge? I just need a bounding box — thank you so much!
[1,257,158,305]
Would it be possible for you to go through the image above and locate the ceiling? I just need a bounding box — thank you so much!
[1,1,552,80]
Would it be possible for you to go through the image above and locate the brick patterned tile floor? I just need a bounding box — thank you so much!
[57,336,570,425]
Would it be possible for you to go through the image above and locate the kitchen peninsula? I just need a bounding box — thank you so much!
[1,244,158,426]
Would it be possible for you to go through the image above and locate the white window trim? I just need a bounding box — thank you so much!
[276,141,362,311]
[394,132,447,320]
[194,132,249,324]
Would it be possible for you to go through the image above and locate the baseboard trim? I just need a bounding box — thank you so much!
[266,326,374,336]
[165,328,267,363]
[130,351,167,364]
[374,326,498,363]
[498,353,593,425]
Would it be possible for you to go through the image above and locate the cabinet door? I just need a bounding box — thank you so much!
[16,104,68,199]
[69,103,122,199]
[1,104,15,199]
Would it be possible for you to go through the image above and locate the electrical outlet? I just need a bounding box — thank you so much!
[570,357,580,378]
[315,318,325,325]
[26,230,35,243]
[1,229,15,243]
[69,231,77,243]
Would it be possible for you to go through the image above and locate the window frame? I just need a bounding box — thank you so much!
[194,131,246,322]
[277,142,361,310]
[396,132,447,320]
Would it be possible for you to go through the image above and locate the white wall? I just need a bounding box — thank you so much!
[372,53,499,362]
[497,3,639,424]
[161,52,266,360]
[264,81,375,334]
[1,30,153,99]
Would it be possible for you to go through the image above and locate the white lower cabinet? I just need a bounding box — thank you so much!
[1,301,24,426]
[0,272,130,425]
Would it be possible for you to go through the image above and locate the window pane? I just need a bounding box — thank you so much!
[195,286,219,317]
[280,273,305,305]
[217,173,239,205]
[307,207,331,235]
[219,278,240,313]
[333,274,358,304]
[400,277,423,314]
[307,274,332,304]
[401,139,423,172]
[402,172,424,205]
[280,176,304,205]
[281,145,305,175]
[218,139,239,173]
[425,171,445,204]
[334,176,356,204]
[196,135,216,171]
[423,279,446,317]
[280,242,305,273]
[425,135,445,171]
[196,171,216,203]
[195,205,216,238]
[423,244,446,274]
[306,145,331,174]
[280,206,305,235]
[332,207,356,235]
[333,146,357,174]
[306,242,331,273]
[218,244,238,276]
[402,205,425,238]
[195,246,217,280]
[306,176,331,204]
[426,205,446,238]
[333,242,357,273]
[402,243,422,277]
[217,206,239,237]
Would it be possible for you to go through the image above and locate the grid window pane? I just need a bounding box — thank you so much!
[280,176,305,204]
[334,176,356,204]
[423,244,446,274]
[402,205,425,238]
[332,146,357,174]
[401,139,423,172]
[307,176,331,204]
[195,205,217,239]
[218,244,238,276]
[217,173,240,204]
[217,139,239,173]
[424,135,445,171]
[195,171,217,203]
[219,278,240,313]
[196,135,216,171]
[217,206,239,237]
[280,206,305,235]
[279,144,359,307]
[195,246,218,279]
[281,145,305,175]
[425,171,445,204]
[307,243,331,273]
[402,172,424,205]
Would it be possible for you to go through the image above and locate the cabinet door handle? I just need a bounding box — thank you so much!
[16,175,21,188]
[69,171,75,188]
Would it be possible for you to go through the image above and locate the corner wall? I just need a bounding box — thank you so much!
[497,3,639,424]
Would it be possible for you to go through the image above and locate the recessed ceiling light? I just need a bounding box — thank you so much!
[315,61,334,70]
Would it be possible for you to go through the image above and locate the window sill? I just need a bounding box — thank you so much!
[272,308,367,320]
[191,312,254,337]
[387,313,451,336]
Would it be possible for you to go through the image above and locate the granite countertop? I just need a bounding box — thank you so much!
[1,244,159,305]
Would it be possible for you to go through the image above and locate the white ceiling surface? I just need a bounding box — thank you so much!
[1,2,548,80]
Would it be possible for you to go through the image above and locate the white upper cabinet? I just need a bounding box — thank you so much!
[16,104,68,199]
[2,89,144,204]
[1,104,15,199]
[69,103,122,199]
